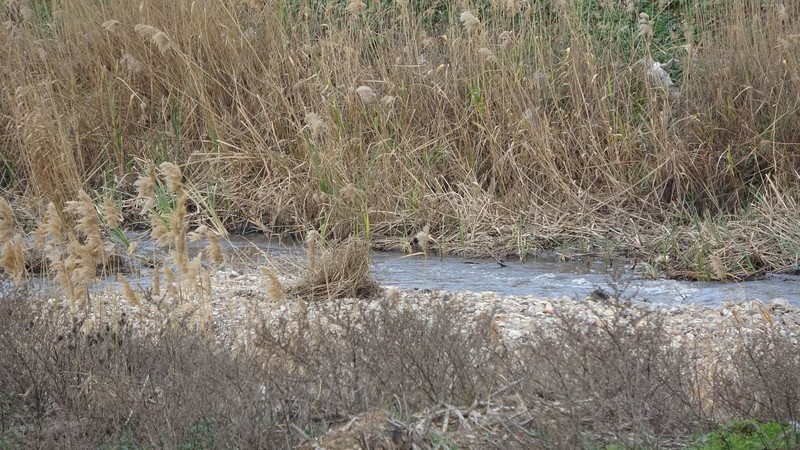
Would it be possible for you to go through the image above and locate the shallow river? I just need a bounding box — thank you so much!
[215,235,800,307]
[30,234,795,307]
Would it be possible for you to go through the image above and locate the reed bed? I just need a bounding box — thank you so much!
[1,0,800,280]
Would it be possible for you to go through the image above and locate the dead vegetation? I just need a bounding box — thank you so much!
[1,275,799,448]
[287,235,380,301]
[0,0,799,279]
[0,0,799,446]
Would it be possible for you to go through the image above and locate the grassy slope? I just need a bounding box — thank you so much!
[1,0,800,280]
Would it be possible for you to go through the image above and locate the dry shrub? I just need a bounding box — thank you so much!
[514,300,701,447]
[289,236,379,301]
[256,292,508,444]
[0,283,509,448]
[710,323,800,422]
[1,275,799,448]
[510,292,800,447]
[0,289,281,449]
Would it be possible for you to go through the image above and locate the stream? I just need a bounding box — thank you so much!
[215,235,800,306]
[24,234,799,307]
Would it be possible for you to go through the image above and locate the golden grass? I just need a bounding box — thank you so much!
[0,197,15,243]
[289,236,379,301]
[0,0,799,281]
[260,266,286,301]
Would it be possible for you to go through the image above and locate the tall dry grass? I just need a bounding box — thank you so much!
[1,0,800,279]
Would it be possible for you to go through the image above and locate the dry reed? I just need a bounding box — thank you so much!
[1,237,25,282]
[261,266,286,301]
[0,197,15,243]
[289,237,379,301]
[459,11,481,33]
[1,0,799,280]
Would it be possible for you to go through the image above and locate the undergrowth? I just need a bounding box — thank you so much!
[0,0,799,280]
[0,274,798,448]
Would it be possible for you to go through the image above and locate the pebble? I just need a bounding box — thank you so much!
[29,267,800,363]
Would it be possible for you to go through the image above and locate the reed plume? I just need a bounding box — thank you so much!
[380,95,397,107]
[134,24,159,39]
[152,32,172,54]
[170,193,189,276]
[206,230,224,267]
[119,275,142,306]
[101,20,121,33]
[459,11,481,33]
[0,197,14,244]
[415,225,431,258]
[478,47,498,63]
[1,237,26,282]
[637,13,653,40]
[188,224,208,242]
[134,161,157,213]
[709,255,728,281]
[120,53,143,74]
[102,196,121,229]
[0,198,22,283]
[346,0,366,16]
[151,217,172,247]
[261,266,286,301]
[355,85,377,105]
[159,162,184,195]
[64,190,106,266]
[305,112,327,138]
[306,229,320,271]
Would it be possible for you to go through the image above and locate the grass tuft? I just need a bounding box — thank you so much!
[289,236,379,301]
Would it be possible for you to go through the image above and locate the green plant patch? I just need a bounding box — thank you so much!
[690,420,800,450]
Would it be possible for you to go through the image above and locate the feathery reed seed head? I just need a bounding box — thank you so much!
[119,275,141,306]
[415,225,432,257]
[709,255,728,281]
[134,162,157,213]
[261,267,286,301]
[152,32,171,54]
[459,11,481,33]
[101,20,121,33]
[206,231,224,266]
[151,218,172,247]
[102,197,121,229]
[1,237,25,282]
[346,0,366,15]
[120,53,143,74]
[170,194,189,276]
[65,190,105,264]
[134,24,159,39]
[159,162,183,194]
[499,30,514,47]
[306,229,320,270]
[0,197,15,243]
[304,112,327,137]
[637,12,653,40]
[188,225,208,242]
[778,4,788,23]
[355,85,377,105]
[478,47,498,63]
[380,95,397,107]
[43,201,64,244]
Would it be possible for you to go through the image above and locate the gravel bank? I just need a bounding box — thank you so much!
[31,268,800,353]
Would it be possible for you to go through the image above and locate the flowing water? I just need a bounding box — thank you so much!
[29,234,800,306]
[216,235,800,306]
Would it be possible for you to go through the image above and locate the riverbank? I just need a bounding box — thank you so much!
[3,0,800,281]
[4,266,800,448]
[26,265,800,348]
